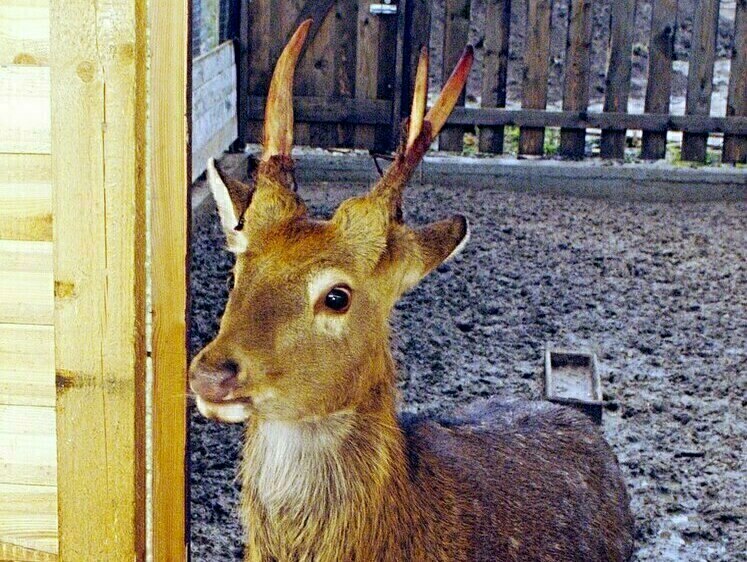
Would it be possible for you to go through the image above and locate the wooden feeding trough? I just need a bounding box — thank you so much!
[544,348,604,424]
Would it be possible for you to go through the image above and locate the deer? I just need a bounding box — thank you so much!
[189,19,635,562]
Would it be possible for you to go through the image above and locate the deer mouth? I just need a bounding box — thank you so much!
[195,395,253,423]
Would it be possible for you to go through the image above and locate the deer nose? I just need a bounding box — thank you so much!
[189,359,240,402]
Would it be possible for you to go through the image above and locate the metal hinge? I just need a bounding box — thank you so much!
[370,1,397,15]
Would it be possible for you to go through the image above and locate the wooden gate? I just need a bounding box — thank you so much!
[232,0,747,163]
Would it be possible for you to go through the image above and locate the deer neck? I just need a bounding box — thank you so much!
[240,346,413,559]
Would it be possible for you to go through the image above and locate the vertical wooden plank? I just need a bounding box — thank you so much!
[519,0,552,155]
[236,0,251,146]
[440,0,471,152]
[355,1,382,149]
[723,0,747,163]
[681,0,721,162]
[560,0,592,158]
[401,0,432,123]
[600,0,636,159]
[50,0,146,558]
[389,0,408,148]
[642,0,678,159]
[246,0,272,143]
[334,0,359,147]
[303,9,338,148]
[479,0,511,154]
[150,0,190,560]
[375,5,399,151]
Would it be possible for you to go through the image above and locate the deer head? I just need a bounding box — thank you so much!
[190,20,474,423]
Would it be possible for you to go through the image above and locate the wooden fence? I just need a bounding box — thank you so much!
[230,0,746,163]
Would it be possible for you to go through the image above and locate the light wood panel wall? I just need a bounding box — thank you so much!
[0,1,58,558]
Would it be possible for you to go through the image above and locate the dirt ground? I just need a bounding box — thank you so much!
[188,171,746,561]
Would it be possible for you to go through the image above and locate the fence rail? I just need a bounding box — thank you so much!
[228,0,747,164]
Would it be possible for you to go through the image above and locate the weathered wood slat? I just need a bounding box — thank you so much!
[0,241,52,325]
[723,0,746,163]
[192,44,238,178]
[0,0,49,66]
[642,0,678,159]
[560,0,593,158]
[520,0,552,155]
[479,0,511,154]
[50,0,147,557]
[600,0,637,158]
[150,0,190,560]
[246,97,747,135]
[248,95,392,124]
[681,0,721,162]
[402,0,432,122]
[0,484,57,556]
[0,539,57,561]
[440,0,471,152]
[303,6,338,148]
[236,0,251,145]
[0,405,56,487]
[0,154,52,242]
[333,0,359,147]
[0,65,50,154]
[0,324,54,407]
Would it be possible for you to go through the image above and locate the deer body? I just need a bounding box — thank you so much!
[190,21,634,562]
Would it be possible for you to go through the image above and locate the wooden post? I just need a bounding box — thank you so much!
[519,0,552,156]
[723,0,746,163]
[479,0,511,154]
[440,0,471,152]
[50,0,147,558]
[560,0,593,158]
[641,0,678,160]
[335,0,360,147]
[236,0,251,147]
[600,0,636,159]
[150,0,191,560]
[681,0,721,162]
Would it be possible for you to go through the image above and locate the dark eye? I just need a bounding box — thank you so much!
[324,286,351,313]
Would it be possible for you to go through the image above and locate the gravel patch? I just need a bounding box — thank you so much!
[190,174,746,561]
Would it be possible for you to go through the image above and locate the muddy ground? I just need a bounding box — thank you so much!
[189,169,746,561]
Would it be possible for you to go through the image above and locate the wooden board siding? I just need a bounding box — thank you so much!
[192,40,238,181]
[0,66,50,154]
[0,0,58,556]
[0,241,53,326]
[50,0,147,557]
[0,485,57,557]
[0,0,49,66]
[0,406,56,487]
[0,324,54,408]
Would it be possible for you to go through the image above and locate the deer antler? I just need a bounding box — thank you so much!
[262,19,312,161]
[372,46,474,220]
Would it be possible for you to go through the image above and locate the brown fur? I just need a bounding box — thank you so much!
[189,22,634,562]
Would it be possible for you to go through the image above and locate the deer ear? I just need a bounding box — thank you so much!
[398,215,469,292]
[206,158,255,253]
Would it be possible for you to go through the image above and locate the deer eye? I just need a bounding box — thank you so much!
[324,286,351,313]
